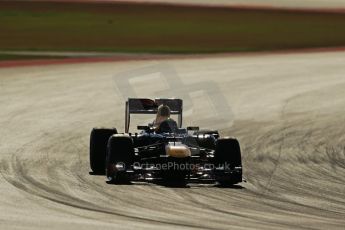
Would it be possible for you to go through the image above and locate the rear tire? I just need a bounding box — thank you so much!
[214,137,242,185]
[106,134,135,183]
[90,128,117,174]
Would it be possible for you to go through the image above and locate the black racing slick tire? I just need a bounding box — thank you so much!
[214,137,242,166]
[106,134,135,183]
[214,137,242,185]
[90,128,117,174]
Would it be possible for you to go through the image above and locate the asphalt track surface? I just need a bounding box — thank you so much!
[0,51,345,229]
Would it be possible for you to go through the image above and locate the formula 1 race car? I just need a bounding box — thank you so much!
[90,98,242,185]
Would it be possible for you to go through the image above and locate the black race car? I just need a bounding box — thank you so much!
[90,98,242,185]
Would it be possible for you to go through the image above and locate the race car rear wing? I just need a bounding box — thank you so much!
[125,98,183,132]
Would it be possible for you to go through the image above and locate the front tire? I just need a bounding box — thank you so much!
[90,128,117,174]
[106,134,135,183]
[214,137,242,185]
